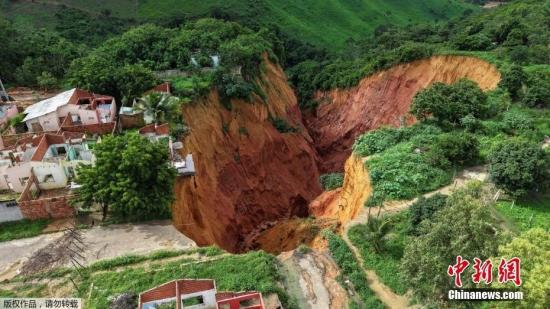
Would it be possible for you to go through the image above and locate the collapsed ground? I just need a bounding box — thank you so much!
[171,54,502,254]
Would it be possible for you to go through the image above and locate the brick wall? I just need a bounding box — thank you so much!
[61,122,115,135]
[120,114,145,129]
[18,196,75,220]
[17,173,75,220]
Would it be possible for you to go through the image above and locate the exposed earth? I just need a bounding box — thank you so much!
[171,55,500,254]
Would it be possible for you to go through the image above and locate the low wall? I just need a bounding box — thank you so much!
[18,195,75,220]
[17,173,75,220]
[61,122,115,135]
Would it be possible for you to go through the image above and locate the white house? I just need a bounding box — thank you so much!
[23,89,116,132]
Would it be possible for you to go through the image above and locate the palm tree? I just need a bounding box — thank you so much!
[363,216,392,254]
[135,92,181,125]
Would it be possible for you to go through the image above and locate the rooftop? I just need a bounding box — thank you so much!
[23,89,76,122]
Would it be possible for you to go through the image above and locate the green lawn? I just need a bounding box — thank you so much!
[348,211,409,295]
[495,195,550,232]
[81,250,293,308]
[0,219,49,242]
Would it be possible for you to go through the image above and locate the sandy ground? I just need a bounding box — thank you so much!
[0,221,195,280]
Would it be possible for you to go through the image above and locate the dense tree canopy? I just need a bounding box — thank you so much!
[410,79,489,127]
[488,139,550,197]
[0,16,84,86]
[401,183,504,305]
[73,133,177,221]
[68,19,274,101]
[494,228,550,309]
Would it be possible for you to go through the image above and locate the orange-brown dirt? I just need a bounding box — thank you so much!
[172,59,322,253]
[172,55,501,253]
[306,55,501,172]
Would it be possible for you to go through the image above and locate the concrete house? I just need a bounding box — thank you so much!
[0,132,96,193]
[23,88,116,132]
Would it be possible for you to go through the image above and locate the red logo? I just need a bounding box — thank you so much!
[448,255,470,287]
[498,257,522,286]
[472,258,493,285]
[448,256,522,287]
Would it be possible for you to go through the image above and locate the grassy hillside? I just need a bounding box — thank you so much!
[1,0,478,51]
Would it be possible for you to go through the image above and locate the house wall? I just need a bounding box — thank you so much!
[34,112,60,132]
[180,289,217,309]
[0,104,19,126]
[18,196,75,220]
[2,162,32,193]
[78,109,99,125]
[120,113,145,129]
[17,175,75,220]
[61,122,115,135]
[0,201,23,223]
[30,162,68,190]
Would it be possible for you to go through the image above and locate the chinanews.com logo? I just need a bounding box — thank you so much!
[446,255,524,301]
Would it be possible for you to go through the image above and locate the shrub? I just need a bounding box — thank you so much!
[402,184,502,305]
[522,84,550,108]
[502,111,535,134]
[319,173,344,191]
[271,117,297,133]
[489,139,550,197]
[427,132,480,167]
[353,125,441,157]
[353,127,404,157]
[499,64,526,100]
[367,143,452,204]
[408,193,448,234]
[410,79,489,127]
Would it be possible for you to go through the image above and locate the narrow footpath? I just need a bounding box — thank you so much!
[341,166,488,308]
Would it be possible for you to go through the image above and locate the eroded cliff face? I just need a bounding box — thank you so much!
[306,55,501,172]
[310,153,371,226]
[172,60,322,253]
[172,55,501,253]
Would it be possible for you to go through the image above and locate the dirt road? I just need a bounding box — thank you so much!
[0,221,195,280]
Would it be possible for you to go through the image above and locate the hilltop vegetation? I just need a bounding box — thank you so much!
[0,0,477,52]
[289,0,550,107]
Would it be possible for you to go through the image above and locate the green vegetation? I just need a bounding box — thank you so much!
[81,251,294,309]
[495,196,550,232]
[364,138,453,205]
[319,173,344,191]
[271,117,297,133]
[73,133,177,221]
[1,0,476,52]
[494,228,549,309]
[68,19,273,100]
[353,124,442,157]
[401,183,504,305]
[408,193,448,235]
[324,230,384,309]
[410,79,489,128]
[0,219,49,242]
[488,139,550,198]
[349,212,409,295]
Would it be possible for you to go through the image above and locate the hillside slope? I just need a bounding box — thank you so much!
[1,0,478,51]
